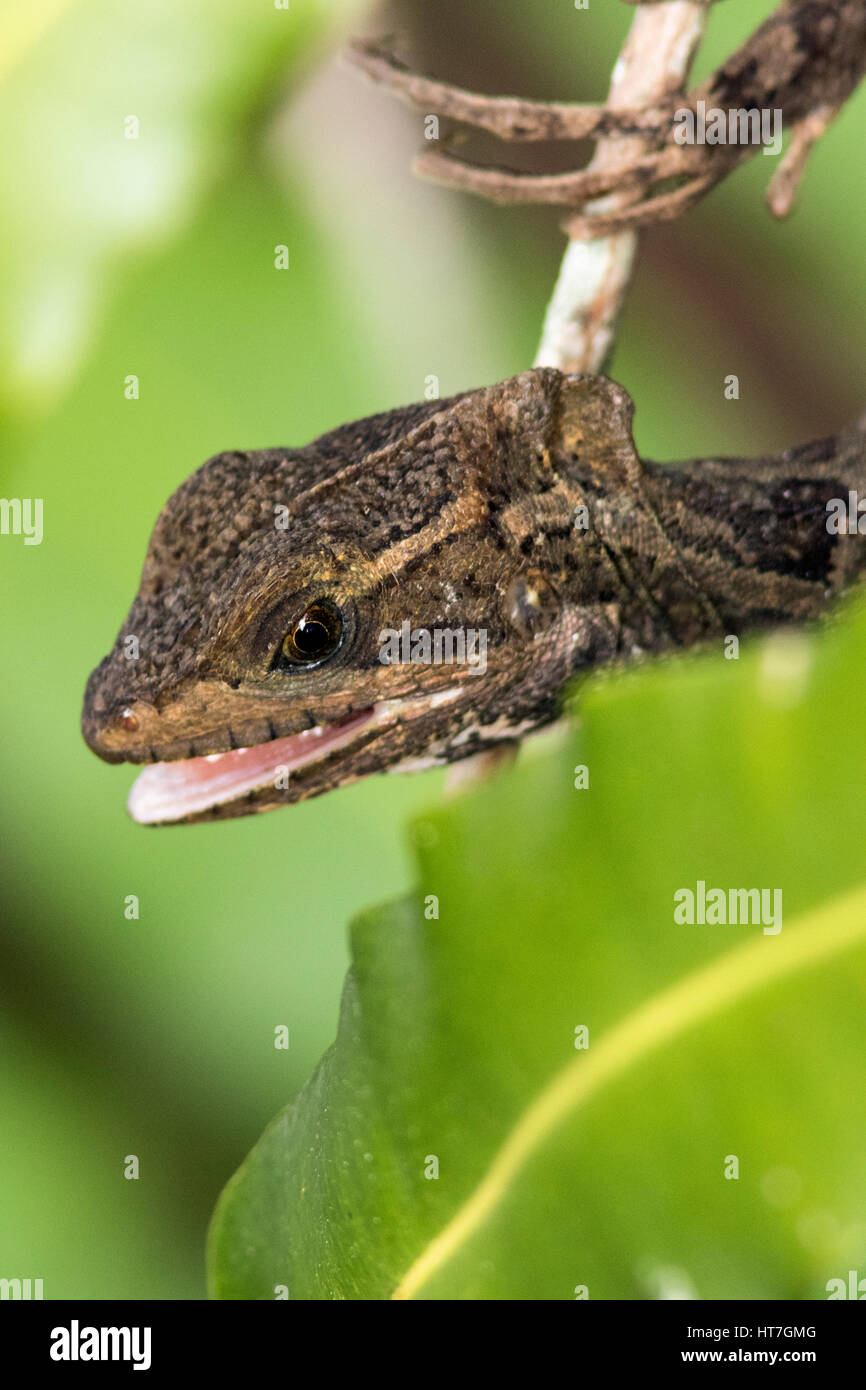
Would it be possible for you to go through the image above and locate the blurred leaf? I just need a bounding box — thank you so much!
[0,0,367,418]
[0,161,446,1299]
[208,599,866,1299]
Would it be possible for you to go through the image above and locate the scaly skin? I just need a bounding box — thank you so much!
[81,370,866,823]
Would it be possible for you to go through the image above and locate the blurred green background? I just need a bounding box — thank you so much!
[1,0,864,1299]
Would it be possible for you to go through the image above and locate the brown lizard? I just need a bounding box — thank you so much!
[82,370,866,825]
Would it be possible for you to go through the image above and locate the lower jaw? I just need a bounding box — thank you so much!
[126,708,377,825]
[126,687,465,825]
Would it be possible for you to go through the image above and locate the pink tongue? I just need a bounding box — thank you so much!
[127,711,375,824]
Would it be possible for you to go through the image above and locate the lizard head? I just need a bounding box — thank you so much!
[82,369,633,823]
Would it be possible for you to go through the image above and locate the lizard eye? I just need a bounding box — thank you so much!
[276,600,344,668]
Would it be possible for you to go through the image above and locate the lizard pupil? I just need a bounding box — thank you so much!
[294,616,330,654]
[279,602,343,666]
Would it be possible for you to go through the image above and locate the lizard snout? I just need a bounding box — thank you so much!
[81,667,160,764]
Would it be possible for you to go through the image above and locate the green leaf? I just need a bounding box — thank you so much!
[208,599,866,1300]
[0,0,367,418]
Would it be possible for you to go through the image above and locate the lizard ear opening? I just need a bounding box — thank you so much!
[553,373,642,490]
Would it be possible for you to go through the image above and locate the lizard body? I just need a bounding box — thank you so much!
[82,370,866,824]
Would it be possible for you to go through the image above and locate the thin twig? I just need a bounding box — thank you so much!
[446,4,709,794]
[534,2,709,374]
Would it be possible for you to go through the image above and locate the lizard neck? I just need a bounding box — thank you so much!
[556,420,866,665]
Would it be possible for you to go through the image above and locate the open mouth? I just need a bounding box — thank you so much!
[127,708,378,825]
[126,687,465,825]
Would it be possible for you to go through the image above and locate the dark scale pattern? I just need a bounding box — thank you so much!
[82,369,866,819]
